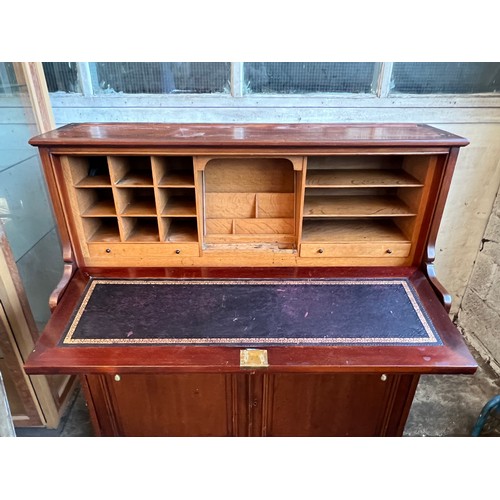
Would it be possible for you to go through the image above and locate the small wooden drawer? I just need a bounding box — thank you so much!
[88,243,200,258]
[300,242,411,258]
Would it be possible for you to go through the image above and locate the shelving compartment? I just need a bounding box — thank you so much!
[153,156,195,187]
[115,188,156,216]
[109,156,154,186]
[158,188,197,217]
[161,218,198,243]
[69,156,111,187]
[203,158,296,247]
[121,217,160,242]
[82,218,121,243]
[301,155,436,260]
[76,188,116,217]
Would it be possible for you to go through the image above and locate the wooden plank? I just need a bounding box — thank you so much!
[303,195,416,217]
[234,218,295,235]
[19,62,55,133]
[205,234,295,245]
[256,193,295,218]
[206,193,256,218]
[301,219,410,243]
[306,169,423,188]
[206,219,233,235]
[204,158,295,193]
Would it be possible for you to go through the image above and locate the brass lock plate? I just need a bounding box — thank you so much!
[240,349,269,368]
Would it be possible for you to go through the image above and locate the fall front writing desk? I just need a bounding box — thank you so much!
[25,123,476,436]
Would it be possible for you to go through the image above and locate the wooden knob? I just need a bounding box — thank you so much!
[106,248,111,253]
[386,249,392,254]
[318,248,324,254]
[175,249,181,254]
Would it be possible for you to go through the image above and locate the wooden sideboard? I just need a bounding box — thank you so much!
[24,123,477,436]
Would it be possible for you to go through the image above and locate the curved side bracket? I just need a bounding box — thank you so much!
[49,261,77,312]
[423,262,452,313]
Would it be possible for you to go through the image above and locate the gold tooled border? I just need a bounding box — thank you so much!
[62,279,441,345]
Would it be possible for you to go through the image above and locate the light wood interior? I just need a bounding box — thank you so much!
[302,154,438,256]
[203,158,296,247]
[62,153,440,265]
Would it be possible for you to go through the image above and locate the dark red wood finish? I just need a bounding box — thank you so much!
[25,123,476,437]
[29,123,469,149]
[24,266,476,376]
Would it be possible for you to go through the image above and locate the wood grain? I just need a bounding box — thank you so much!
[303,195,415,217]
[306,169,423,188]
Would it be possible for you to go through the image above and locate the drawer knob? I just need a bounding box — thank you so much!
[385,249,392,254]
[381,374,387,382]
[175,249,181,254]
[317,248,324,254]
[106,248,111,253]
[114,374,121,382]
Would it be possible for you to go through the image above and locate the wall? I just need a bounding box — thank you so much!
[458,186,500,374]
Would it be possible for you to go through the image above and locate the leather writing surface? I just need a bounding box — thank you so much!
[60,278,442,346]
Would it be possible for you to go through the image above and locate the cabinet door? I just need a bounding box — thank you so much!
[257,373,417,437]
[85,373,242,437]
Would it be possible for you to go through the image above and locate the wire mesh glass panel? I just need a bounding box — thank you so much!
[391,62,500,94]
[92,62,231,94]
[0,62,23,95]
[244,62,377,94]
[42,62,80,93]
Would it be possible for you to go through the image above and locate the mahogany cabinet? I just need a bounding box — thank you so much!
[24,123,477,436]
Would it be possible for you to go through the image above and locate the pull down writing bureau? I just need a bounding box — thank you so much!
[25,123,477,436]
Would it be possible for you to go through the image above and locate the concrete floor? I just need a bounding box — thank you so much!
[14,344,500,438]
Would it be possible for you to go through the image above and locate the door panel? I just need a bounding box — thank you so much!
[262,374,395,437]
[92,373,238,437]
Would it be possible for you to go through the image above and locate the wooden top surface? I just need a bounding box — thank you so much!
[24,267,477,375]
[29,123,469,148]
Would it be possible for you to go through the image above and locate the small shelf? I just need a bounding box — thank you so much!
[76,188,116,216]
[121,201,157,216]
[158,188,197,217]
[162,196,197,217]
[81,199,117,217]
[69,156,111,187]
[122,218,159,242]
[306,169,423,188]
[153,156,194,187]
[301,219,409,243]
[303,195,415,217]
[116,188,156,216]
[76,175,111,188]
[158,172,195,187]
[110,156,153,187]
[84,218,120,243]
[163,218,198,243]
